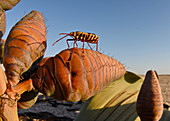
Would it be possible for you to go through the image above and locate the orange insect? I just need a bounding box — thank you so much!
[31,48,126,102]
[53,31,99,51]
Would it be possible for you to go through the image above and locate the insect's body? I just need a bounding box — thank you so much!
[69,31,99,43]
[32,48,126,102]
[53,31,99,51]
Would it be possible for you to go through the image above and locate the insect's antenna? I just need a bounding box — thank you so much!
[52,33,69,46]
[59,33,69,35]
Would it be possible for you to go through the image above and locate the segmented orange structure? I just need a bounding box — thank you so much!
[0,39,5,63]
[32,48,126,102]
[0,0,21,11]
[3,10,47,87]
[0,8,6,39]
[136,70,163,121]
[0,7,6,64]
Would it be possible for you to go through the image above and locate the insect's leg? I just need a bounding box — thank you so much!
[75,43,78,48]
[96,42,98,52]
[73,39,78,49]
[68,35,78,49]
[66,39,71,48]
[82,40,85,53]
[87,42,93,50]
[79,40,86,58]
[52,34,69,46]
[83,41,85,52]
[66,39,76,48]
[66,39,78,48]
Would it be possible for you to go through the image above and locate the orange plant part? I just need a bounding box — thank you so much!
[3,10,47,87]
[0,8,6,39]
[136,70,163,121]
[0,7,6,63]
[0,0,21,11]
[0,39,6,63]
[17,94,38,109]
[0,72,33,121]
[0,95,19,121]
[32,48,126,102]
[0,65,6,96]
[0,65,18,121]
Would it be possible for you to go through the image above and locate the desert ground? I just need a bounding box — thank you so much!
[18,75,170,121]
[18,95,82,121]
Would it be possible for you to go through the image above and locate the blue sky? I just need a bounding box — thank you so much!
[3,0,170,74]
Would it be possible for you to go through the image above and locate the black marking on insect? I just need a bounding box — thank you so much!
[53,31,99,51]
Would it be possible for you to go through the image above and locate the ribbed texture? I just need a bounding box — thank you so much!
[0,39,5,63]
[136,70,163,121]
[3,10,47,86]
[32,48,126,102]
[0,0,21,10]
[0,9,6,38]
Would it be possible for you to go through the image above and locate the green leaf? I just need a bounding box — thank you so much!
[75,71,143,121]
[75,71,170,121]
